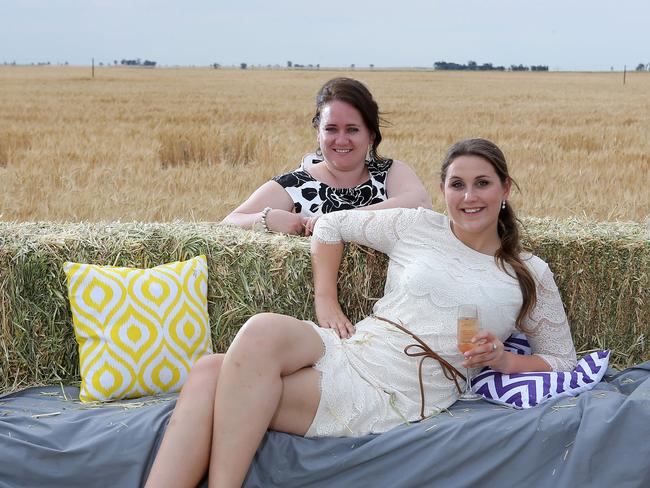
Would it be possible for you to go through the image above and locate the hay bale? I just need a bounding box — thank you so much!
[521,218,648,369]
[0,219,647,393]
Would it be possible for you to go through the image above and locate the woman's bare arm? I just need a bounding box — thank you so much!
[310,237,355,339]
[222,181,305,234]
[364,160,432,210]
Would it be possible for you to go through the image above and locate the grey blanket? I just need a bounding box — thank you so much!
[2,363,649,488]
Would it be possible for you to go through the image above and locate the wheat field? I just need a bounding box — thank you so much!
[1,66,648,222]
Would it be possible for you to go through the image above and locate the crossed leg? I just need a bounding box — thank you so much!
[144,313,325,488]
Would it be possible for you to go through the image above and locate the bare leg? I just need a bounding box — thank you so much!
[269,366,321,434]
[208,313,324,488]
[145,353,224,488]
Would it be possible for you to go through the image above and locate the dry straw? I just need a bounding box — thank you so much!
[0,219,647,393]
[157,126,272,168]
[2,68,648,222]
[0,130,31,167]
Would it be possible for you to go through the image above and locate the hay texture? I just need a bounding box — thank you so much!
[0,219,648,393]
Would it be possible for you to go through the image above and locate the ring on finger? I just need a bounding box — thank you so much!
[492,342,497,352]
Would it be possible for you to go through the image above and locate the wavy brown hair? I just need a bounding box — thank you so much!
[440,138,536,330]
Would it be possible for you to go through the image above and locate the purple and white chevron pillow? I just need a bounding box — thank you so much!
[471,333,610,409]
[502,332,532,355]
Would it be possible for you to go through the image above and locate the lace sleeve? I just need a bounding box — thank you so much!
[312,208,420,255]
[523,264,578,371]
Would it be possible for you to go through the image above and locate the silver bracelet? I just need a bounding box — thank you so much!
[260,207,272,232]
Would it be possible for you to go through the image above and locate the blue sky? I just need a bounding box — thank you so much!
[3,0,649,70]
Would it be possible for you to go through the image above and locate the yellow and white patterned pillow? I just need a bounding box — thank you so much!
[64,255,212,402]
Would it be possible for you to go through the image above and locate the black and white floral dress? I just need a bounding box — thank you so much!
[272,154,394,217]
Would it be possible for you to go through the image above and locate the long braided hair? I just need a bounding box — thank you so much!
[440,138,536,330]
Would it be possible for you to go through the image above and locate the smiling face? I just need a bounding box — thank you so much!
[317,100,375,171]
[441,154,511,249]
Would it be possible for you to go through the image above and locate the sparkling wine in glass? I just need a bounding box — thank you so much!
[457,304,482,401]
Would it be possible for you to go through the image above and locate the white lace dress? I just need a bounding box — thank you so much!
[304,207,577,438]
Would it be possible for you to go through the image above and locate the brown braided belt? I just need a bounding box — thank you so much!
[373,315,465,419]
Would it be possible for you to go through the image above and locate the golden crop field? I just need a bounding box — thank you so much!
[1,66,649,222]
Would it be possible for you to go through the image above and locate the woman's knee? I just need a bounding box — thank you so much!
[237,313,282,340]
[194,353,224,372]
[184,354,223,391]
[243,312,283,329]
[228,314,323,374]
[171,354,223,425]
[233,313,295,358]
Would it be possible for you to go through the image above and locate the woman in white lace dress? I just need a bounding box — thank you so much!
[145,138,577,488]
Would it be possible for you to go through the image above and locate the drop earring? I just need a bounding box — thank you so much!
[501,200,507,210]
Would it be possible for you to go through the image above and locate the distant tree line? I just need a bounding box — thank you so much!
[120,58,156,67]
[3,61,68,66]
[636,63,650,71]
[434,60,548,71]
[232,61,324,70]
[287,61,320,69]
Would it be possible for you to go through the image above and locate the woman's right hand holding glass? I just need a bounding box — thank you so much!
[315,296,356,339]
[462,330,507,372]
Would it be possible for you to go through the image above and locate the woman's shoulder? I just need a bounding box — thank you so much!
[384,207,448,234]
[367,157,394,175]
[380,207,449,234]
[343,206,437,223]
[521,253,551,279]
[271,169,315,188]
[418,208,449,228]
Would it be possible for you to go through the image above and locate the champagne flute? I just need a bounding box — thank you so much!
[457,304,482,401]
